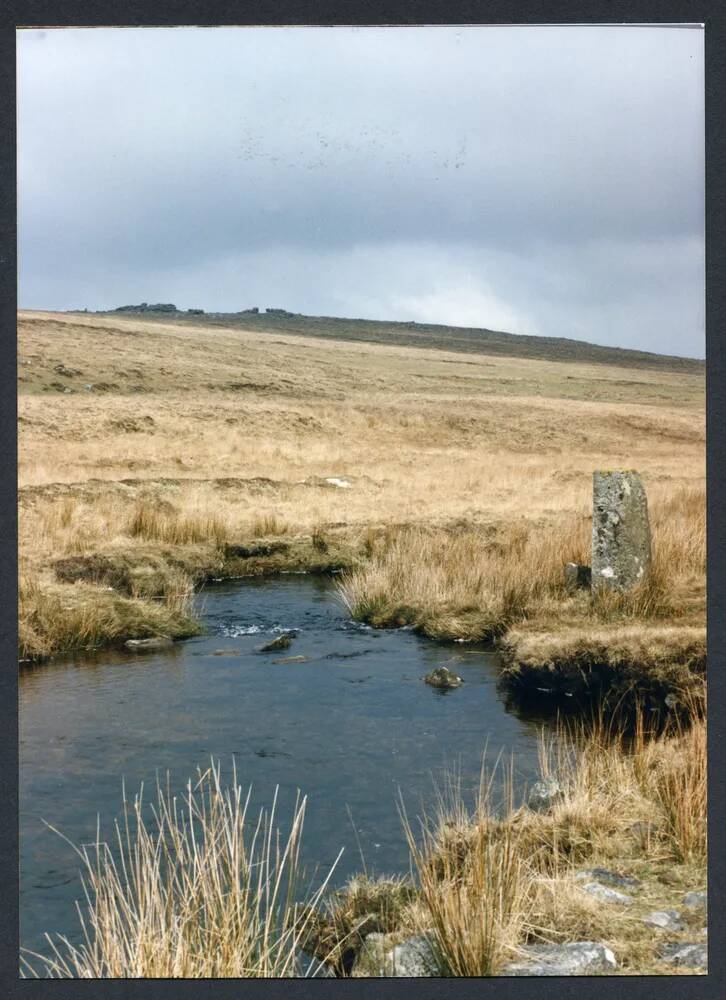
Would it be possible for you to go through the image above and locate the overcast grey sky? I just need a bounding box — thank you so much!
[17,25,704,357]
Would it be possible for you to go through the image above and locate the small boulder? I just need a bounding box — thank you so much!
[294,948,336,977]
[658,942,707,969]
[682,890,707,915]
[352,933,389,977]
[642,910,685,932]
[527,778,563,813]
[353,932,441,977]
[125,636,173,651]
[423,666,463,689]
[259,631,297,652]
[564,562,592,591]
[579,881,634,906]
[574,868,641,890]
[388,935,442,977]
[501,941,617,976]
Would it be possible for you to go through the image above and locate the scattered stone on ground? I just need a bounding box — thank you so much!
[642,910,685,932]
[353,932,441,977]
[682,890,707,914]
[387,935,442,977]
[501,941,617,977]
[294,949,336,977]
[53,363,82,377]
[628,820,658,843]
[658,942,707,969]
[526,778,563,813]
[574,868,641,890]
[259,631,297,652]
[125,636,173,651]
[591,469,652,592]
[213,649,239,656]
[564,562,592,591]
[423,666,463,689]
[579,881,634,906]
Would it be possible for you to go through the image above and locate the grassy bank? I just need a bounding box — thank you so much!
[338,486,706,703]
[24,713,706,978]
[18,310,705,676]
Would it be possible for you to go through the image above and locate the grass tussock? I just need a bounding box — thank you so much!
[402,766,530,976]
[22,762,342,979]
[128,501,229,546]
[19,573,200,660]
[338,486,704,641]
[337,516,592,640]
[249,513,290,538]
[303,874,419,974]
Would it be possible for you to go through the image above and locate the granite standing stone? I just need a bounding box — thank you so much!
[591,471,651,592]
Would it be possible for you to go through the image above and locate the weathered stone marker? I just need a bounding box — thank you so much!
[591,471,651,592]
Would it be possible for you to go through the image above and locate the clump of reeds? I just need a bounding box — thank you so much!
[401,763,530,976]
[22,762,342,978]
[249,513,290,538]
[128,501,228,546]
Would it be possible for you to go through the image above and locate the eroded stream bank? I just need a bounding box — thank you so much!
[20,574,563,957]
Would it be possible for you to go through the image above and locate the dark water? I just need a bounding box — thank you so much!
[20,575,553,958]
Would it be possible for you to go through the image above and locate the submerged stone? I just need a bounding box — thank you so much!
[259,631,297,652]
[125,636,173,651]
[501,941,617,976]
[591,470,651,592]
[423,666,463,689]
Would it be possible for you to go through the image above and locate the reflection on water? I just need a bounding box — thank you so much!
[20,574,553,956]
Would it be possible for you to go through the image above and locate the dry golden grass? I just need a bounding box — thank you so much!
[18,311,707,978]
[402,765,529,976]
[22,762,342,979]
[399,712,707,977]
[18,310,705,659]
[19,571,200,660]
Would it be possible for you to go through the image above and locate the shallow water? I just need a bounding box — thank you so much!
[20,574,553,958]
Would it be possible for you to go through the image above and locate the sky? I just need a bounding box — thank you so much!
[17,25,705,357]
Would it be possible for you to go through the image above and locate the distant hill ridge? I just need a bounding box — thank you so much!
[87,306,704,374]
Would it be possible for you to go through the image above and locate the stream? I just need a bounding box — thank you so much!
[20,574,559,957]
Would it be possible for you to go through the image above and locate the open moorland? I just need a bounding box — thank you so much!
[18,309,707,978]
[19,309,705,700]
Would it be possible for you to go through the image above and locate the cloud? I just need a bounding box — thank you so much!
[17,25,704,356]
